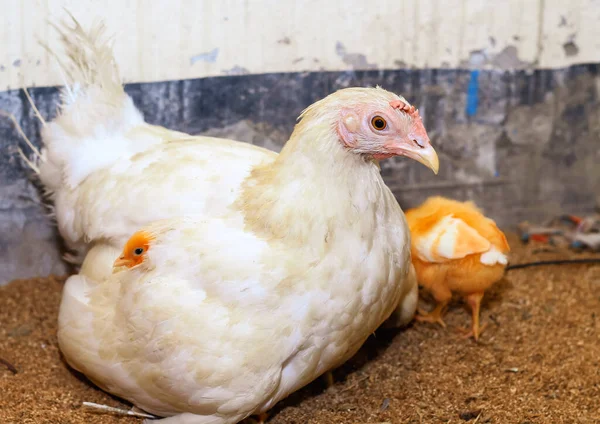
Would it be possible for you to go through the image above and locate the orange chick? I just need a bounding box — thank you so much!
[405,196,510,340]
[113,230,154,270]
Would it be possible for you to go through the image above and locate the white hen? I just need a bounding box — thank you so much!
[31,19,441,423]
[58,84,438,422]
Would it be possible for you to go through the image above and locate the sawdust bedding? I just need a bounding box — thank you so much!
[1,234,599,424]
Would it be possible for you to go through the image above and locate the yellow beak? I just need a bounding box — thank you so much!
[112,256,130,272]
[386,136,440,175]
[414,144,439,175]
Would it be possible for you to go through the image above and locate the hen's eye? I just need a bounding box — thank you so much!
[371,116,387,130]
[134,248,144,256]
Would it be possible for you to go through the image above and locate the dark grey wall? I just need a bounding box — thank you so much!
[1,66,599,283]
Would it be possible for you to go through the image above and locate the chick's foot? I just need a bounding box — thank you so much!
[415,303,448,328]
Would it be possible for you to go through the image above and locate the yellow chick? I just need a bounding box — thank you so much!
[113,230,155,269]
[405,196,510,340]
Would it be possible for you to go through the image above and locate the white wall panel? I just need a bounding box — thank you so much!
[1,0,599,90]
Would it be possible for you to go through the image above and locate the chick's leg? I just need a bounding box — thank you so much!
[415,301,449,327]
[460,291,487,341]
[415,279,451,327]
[414,268,452,328]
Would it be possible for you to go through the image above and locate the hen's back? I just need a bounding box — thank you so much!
[56,136,276,254]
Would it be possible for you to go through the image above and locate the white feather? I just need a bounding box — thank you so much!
[414,215,491,263]
[480,246,508,265]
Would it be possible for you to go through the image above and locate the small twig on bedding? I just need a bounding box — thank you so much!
[0,357,18,374]
[82,402,156,419]
[339,375,369,393]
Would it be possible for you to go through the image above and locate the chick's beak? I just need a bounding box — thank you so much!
[113,256,131,270]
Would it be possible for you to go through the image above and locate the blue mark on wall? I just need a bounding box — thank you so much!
[465,70,479,117]
[190,48,220,65]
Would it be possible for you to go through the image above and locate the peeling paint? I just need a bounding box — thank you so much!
[466,50,487,68]
[491,46,529,69]
[335,42,377,70]
[190,48,219,65]
[559,16,567,27]
[277,37,291,45]
[504,102,555,147]
[461,46,529,70]
[222,66,250,75]
[563,41,579,57]
[12,59,20,67]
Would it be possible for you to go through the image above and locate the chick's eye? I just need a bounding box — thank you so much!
[133,248,144,256]
[371,116,387,130]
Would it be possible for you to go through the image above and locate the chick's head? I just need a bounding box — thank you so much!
[113,230,155,269]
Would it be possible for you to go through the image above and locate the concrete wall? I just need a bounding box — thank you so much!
[1,1,599,284]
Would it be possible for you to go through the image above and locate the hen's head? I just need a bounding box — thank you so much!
[298,87,439,173]
[113,230,155,270]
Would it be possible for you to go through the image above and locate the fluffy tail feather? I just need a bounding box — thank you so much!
[47,15,123,110]
[38,15,145,193]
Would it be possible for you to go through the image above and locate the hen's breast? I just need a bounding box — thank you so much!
[261,200,411,410]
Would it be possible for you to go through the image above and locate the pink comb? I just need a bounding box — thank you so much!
[389,99,418,116]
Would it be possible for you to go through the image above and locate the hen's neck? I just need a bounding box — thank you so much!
[237,122,393,245]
